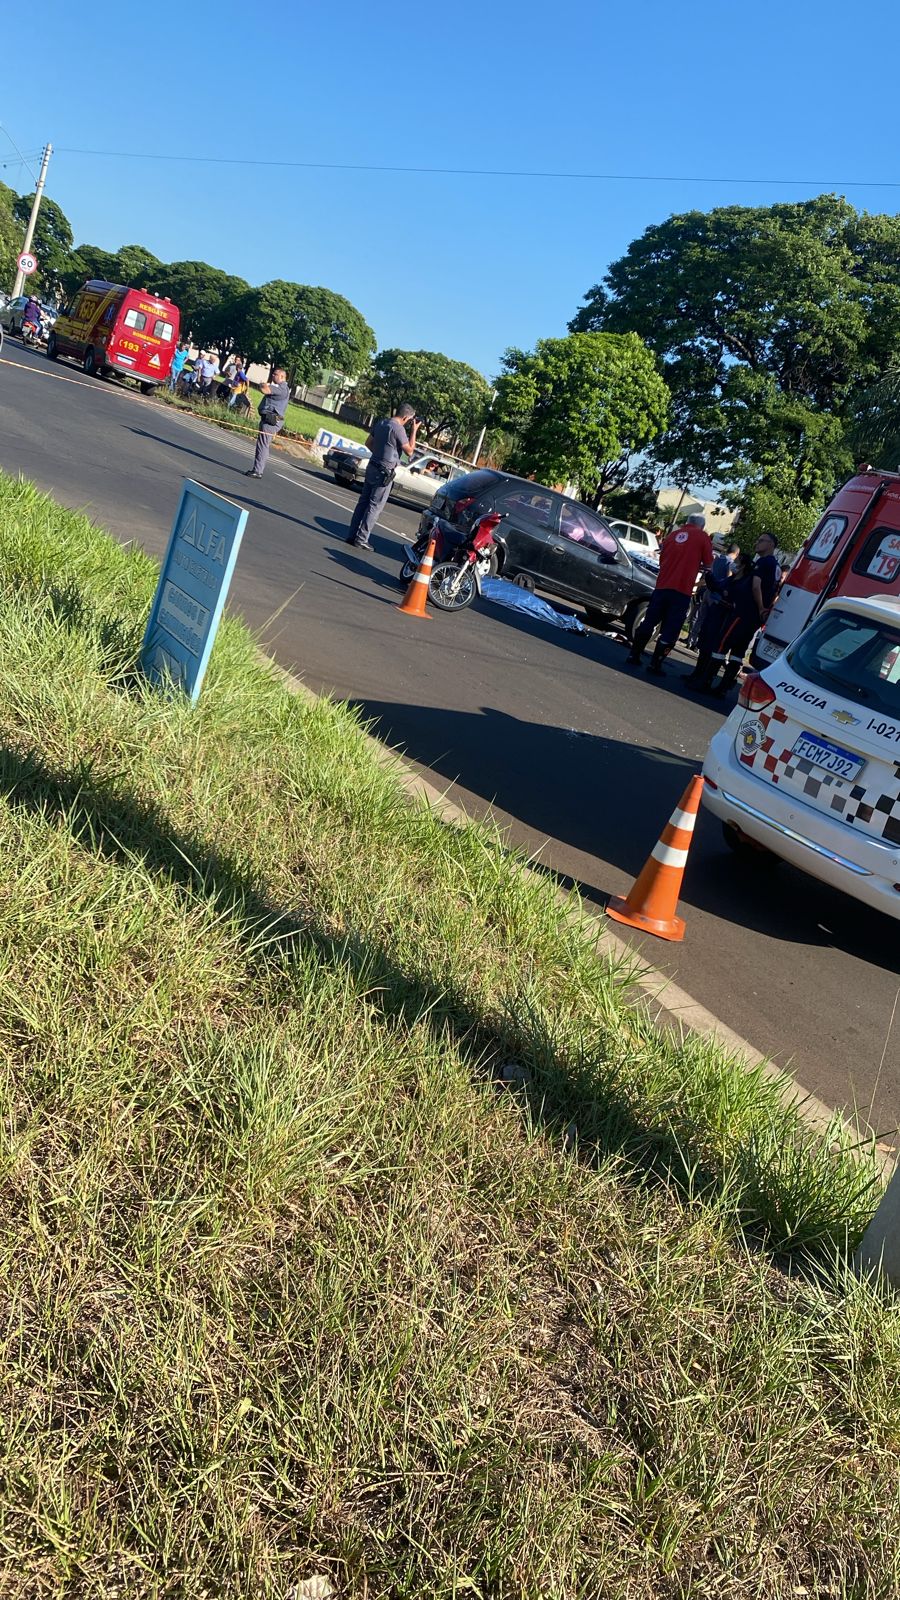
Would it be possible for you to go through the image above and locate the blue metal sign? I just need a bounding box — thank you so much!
[140,479,248,703]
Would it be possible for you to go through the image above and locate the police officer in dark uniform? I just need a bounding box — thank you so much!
[245,368,290,478]
[346,403,419,549]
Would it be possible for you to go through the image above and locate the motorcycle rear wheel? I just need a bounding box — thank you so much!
[428,562,477,612]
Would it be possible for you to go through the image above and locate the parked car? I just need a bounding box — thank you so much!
[420,469,657,634]
[323,444,477,509]
[0,295,58,334]
[607,518,660,563]
[702,592,900,919]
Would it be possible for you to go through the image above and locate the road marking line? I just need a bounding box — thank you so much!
[274,471,410,540]
[0,355,95,388]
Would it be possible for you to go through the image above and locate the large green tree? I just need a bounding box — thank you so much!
[492,331,670,501]
[60,243,119,296]
[570,196,900,530]
[360,349,491,450]
[231,281,375,384]
[113,244,163,287]
[154,260,250,354]
[12,194,75,296]
[0,182,20,292]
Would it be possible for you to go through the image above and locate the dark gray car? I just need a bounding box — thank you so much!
[420,469,656,635]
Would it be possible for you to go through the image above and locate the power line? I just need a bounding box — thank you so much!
[0,125,39,186]
[55,146,900,190]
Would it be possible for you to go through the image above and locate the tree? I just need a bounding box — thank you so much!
[0,182,21,292]
[63,244,120,295]
[359,349,491,450]
[492,331,670,501]
[231,281,375,384]
[12,193,74,295]
[154,261,251,355]
[570,196,900,522]
[113,244,163,287]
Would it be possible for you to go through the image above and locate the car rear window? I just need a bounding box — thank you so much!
[851,525,900,584]
[787,608,900,719]
[123,308,148,331]
[806,513,848,562]
[154,319,174,341]
[440,470,499,501]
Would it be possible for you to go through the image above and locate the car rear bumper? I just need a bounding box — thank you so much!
[702,725,900,918]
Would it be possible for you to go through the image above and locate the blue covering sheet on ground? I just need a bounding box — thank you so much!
[479,577,588,633]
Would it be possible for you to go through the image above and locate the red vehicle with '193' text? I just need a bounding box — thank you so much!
[47,280,181,391]
[754,467,900,666]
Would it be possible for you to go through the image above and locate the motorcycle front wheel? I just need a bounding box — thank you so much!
[428,561,477,612]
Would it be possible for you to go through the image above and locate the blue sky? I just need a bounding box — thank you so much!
[4,0,899,379]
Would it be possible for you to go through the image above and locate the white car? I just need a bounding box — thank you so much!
[702,593,900,919]
[323,444,475,509]
[607,519,660,564]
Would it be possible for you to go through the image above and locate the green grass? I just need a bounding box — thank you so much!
[0,469,898,1597]
[151,384,369,446]
[284,400,368,443]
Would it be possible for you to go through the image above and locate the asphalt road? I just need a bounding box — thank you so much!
[1,341,898,1135]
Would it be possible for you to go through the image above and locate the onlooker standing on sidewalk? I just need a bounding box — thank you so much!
[169,342,190,390]
[752,531,782,620]
[346,404,419,550]
[627,513,714,674]
[192,351,219,399]
[245,369,290,478]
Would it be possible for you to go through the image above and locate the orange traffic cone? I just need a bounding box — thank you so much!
[398,534,436,619]
[606,774,704,942]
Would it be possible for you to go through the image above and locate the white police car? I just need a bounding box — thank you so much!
[702,593,900,918]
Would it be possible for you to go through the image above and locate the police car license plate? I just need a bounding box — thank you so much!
[791,732,864,782]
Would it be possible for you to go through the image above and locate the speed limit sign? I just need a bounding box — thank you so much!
[17,252,37,276]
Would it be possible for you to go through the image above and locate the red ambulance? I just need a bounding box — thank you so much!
[47,280,181,390]
[755,467,900,666]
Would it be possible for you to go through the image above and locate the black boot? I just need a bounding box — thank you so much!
[626,626,650,666]
[711,659,741,696]
[647,641,670,676]
[685,650,713,686]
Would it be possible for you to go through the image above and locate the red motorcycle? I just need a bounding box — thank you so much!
[400,511,503,612]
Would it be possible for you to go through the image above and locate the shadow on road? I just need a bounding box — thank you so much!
[353,697,900,970]
[127,425,240,474]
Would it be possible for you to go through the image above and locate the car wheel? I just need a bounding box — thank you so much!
[625,599,649,641]
[139,381,154,395]
[46,333,58,360]
[83,347,97,376]
[512,573,535,592]
[722,821,780,864]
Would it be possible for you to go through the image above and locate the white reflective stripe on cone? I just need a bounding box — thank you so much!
[651,841,689,869]
[669,806,699,833]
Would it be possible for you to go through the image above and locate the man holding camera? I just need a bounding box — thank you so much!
[245,369,290,479]
[346,403,419,550]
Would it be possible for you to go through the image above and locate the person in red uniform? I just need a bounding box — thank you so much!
[626,513,714,674]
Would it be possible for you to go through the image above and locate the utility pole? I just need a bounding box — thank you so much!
[471,388,497,467]
[12,142,52,297]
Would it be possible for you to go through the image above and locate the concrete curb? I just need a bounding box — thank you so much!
[264,658,896,1181]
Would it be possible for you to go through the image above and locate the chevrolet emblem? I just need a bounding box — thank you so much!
[831,709,860,726]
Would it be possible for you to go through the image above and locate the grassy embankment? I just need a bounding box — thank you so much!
[151,384,369,447]
[0,469,898,1598]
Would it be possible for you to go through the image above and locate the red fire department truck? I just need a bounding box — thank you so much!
[755,467,900,665]
[48,281,181,391]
